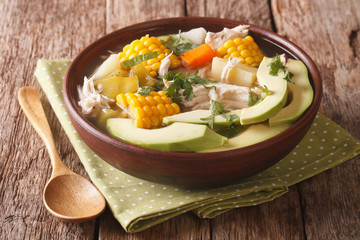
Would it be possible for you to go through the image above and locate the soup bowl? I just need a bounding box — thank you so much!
[63,17,322,188]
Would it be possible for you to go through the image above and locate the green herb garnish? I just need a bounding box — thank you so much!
[163,71,216,103]
[121,51,158,69]
[161,31,197,56]
[248,86,270,106]
[268,54,295,84]
[200,100,240,130]
[137,81,165,96]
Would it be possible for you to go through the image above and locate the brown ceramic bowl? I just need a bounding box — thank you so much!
[63,17,322,188]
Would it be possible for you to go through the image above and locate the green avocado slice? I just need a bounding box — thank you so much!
[268,59,314,126]
[106,118,228,152]
[163,109,242,127]
[197,122,291,153]
[240,57,288,125]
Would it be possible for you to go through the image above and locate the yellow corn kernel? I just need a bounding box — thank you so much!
[134,107,145,119]
[116,90,181,129]
[151,105,160,116]
[157,104,166,116]
[171,103,180,114]
[133,118,144,128]
[216,36,264,66]
[118,35,182,76]
[143,105,153,117]
[142,117,152,129]
[144,96,156,106]
[165,104,174,115]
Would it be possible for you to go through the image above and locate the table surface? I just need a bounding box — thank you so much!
[1,0,359,239]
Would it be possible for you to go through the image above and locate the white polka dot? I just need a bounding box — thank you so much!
[114,205,118,208]
[313,123,317,126]
[126,194,131,197]
[87,158,91,162]
[342,152,347,155]
[104,173,107,176]
[323,130,327,134]
[288,167,292,170]
[293,152,297,155]
[131,203,136,206]
[321,139,326,142]
[299,174,303,177]
[290,160,295,163]
[344,143,348,147]
[108,196,112,198]
[307,146,312,149]
[132,189,137,191]
[127,179,132,182]
[320,146,324,150]
[179,202,184,205]
[336,130,340,133]
[313,167,318,170]
[92,169,96,171]
[109,182,113,184]
[334,138,338,141]
[120,199,124,202]
[305,153,310,156]
[303,160,307,163]
[156,193,161,197]
[309,138,313,142]
[110,168,114,171]
[325,122,329,125]
[163,187,167,190]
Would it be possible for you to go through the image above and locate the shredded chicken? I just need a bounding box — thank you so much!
[77,76,111,117]
[205,25,249,50]
[181,82,262,111]
[158,52,172,77]
[279,53,286,66]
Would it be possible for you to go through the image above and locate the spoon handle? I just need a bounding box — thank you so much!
[18,87,71,176]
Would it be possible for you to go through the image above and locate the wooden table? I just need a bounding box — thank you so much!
[1,0,359,239]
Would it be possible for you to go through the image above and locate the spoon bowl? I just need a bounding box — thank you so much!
[18,86,106,223]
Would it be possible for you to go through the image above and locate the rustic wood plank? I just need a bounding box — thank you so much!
[106,0,185,33]
[186,0,273,30]
[272,0,360,238]
[211,187,304,240]
[0,0,106,239]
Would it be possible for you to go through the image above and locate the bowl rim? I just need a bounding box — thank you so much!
[63,16,322,159]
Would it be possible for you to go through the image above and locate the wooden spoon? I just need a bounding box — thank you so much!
[18,86,106,223]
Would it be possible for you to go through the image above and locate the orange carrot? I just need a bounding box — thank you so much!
[180,44,216,69]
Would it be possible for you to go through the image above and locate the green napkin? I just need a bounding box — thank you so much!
[35,59,360,233]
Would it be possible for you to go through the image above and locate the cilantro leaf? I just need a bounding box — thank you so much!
[161,31,197,56]
[200,100,237,130]
[248,92,261,106]
[268,54,283,76]
[163,71,216,103]
[268,54,295,84]
[284,69,295,84]
[137,80,164,96]
[122,51,158,69]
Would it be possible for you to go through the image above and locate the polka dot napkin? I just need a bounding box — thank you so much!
[35,60,360,232]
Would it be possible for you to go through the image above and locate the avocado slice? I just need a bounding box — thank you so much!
[163,109,242,127]
[240,57,288,125]
[198,122,291,153]
[268,59,314,126]
[106,118,228,152]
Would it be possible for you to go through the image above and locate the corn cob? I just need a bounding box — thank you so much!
[116,91,181,129]
[118,36,182,77]
[216,36,264,67]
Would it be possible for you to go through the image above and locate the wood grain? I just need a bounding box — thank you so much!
[0,0,359,239]
[0,0,105,239]
[272,0,360,238]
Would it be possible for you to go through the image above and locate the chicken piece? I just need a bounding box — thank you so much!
[181,82,261,111]
[205,25,250,50]
[77,76,111,117]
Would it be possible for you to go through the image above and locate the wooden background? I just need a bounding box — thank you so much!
[1,0,359,239]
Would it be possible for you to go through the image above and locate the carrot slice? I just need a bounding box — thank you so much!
[180,44,216,69]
